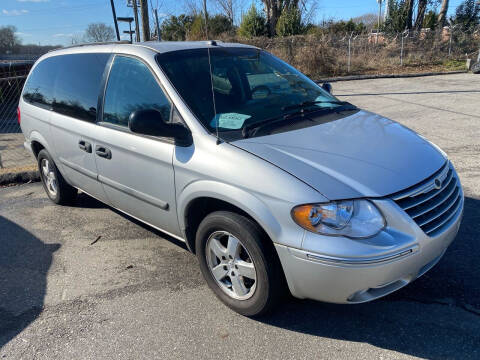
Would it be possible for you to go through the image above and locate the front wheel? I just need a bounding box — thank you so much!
[196,211,284,316]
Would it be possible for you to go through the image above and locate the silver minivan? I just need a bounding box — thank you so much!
[19,41,464,316]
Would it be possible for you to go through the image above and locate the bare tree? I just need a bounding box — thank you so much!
[352,13,378,31]
[184,0,201,15]
[414,0,428,31]
[84,23,115,43]
[216,0,248,25]
[438,0,449,27]
[216,0,234,24]
[0,26,20,54]
[299,0,318,26]
[70,33,84,45]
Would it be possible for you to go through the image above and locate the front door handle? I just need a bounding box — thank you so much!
[78,140,92,153]
[95,146,112,159]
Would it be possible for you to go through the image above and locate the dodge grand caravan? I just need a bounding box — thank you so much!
[19,41,464,316]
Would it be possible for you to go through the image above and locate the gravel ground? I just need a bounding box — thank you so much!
[0,73,479,359]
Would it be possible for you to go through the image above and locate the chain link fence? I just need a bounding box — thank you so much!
[0,61,35,171]
[239,26,480,78]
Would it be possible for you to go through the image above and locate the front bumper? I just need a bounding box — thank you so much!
[275,196,463,304]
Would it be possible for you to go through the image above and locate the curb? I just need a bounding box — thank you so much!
[316,70,468,83]
[0,170,40,186]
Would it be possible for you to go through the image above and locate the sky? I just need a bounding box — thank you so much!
[0,0,468,46]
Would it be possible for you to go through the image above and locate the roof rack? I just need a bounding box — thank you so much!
[48,40,131,52]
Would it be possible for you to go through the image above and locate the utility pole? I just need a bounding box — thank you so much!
[109,0,120,41]
[132,0,141,42]
[139,0,150,41]
[376,0,383,44]
[154,8,161,41]
[203,0,209,39]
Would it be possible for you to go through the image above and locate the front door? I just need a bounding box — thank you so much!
[94,55,180,237]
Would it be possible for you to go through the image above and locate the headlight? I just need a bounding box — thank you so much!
[291,200,385,238]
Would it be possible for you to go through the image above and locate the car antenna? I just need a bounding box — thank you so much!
[207,44,220,145]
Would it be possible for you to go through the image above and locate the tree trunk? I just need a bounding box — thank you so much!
[139,0,150,41]
[438,0,449,27]
[414,0,427,31]
[264,1,279,36]
[405,0,414,29]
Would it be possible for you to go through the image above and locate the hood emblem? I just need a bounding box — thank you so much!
[434,178,442,189]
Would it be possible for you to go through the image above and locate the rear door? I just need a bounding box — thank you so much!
[94,54,180,237]
[49,53,111,203]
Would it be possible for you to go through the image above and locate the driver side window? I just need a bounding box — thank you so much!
[102,55,171,128]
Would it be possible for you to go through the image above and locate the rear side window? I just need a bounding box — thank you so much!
[53,53,110,122]
[22,57,56,109]
[102,55,171,127]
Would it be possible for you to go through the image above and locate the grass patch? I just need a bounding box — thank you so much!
[443,59,466,70]
[0,164,37,175]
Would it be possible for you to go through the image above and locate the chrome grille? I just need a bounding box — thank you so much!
[392,161,462,237]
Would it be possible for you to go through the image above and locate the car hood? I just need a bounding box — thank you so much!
[233,110,446,200]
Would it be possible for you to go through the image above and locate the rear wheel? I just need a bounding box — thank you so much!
[196,211,284,316]
[37,149,77,205]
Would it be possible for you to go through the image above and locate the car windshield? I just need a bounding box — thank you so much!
[156,47,355,140]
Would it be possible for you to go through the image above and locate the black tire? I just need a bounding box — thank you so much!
[37,149,77,205]
[472,61,480,74]
[196,211,285,317]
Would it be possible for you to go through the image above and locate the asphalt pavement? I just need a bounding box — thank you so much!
[0,73,479,359]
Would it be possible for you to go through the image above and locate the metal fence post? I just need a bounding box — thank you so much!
[400,30,409,66]
[348,33,352,73]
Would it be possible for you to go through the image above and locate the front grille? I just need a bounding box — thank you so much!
[392,161,462,237]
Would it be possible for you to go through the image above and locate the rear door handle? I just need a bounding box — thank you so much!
[95,145,112,159]
[78,140,92,153]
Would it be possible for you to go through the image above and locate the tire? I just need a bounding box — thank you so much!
[196,211,285,317]
[37,149,77,205]
[472,61,480,74]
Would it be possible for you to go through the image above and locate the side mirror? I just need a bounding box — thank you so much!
[322,82,332,94]
[128,109,191,146]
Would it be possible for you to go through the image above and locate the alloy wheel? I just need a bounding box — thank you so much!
[41,158,57,197]
[206,231,257,300]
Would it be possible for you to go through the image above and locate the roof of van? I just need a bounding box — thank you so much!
[51,40,258,55]
[140,41,258,53]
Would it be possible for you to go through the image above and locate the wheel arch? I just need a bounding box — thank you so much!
[29,131,51,159]
[178,181,282,254]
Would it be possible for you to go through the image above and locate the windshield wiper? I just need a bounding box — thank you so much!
[242,111,312,138]
[282,100,351,112]
[241,101,358,138]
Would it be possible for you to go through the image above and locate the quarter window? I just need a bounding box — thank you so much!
[102,55,171,128]
[22,57,57,109]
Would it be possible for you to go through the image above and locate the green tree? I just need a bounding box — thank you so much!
[423,10,438,29]
[327,19,367,34]
[383,0,409,33]
[275,6,302,36]
[160,15,194,41]
[450,0,480,31]
[209,14,235,35]
[238,4,267,38]
[188,14,234,40]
